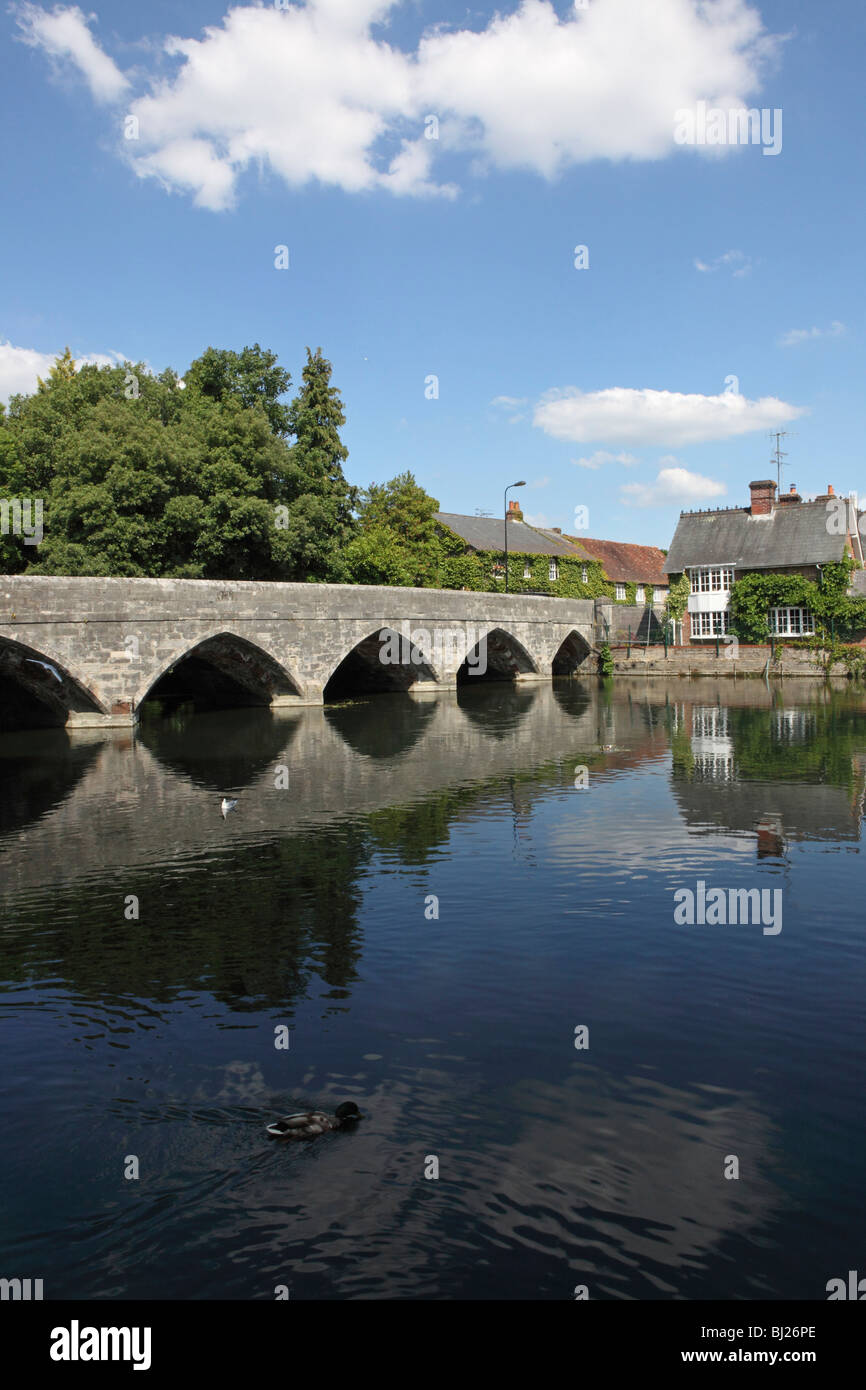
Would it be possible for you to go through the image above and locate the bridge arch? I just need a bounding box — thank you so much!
[551,628,594,675]
[456,627,539,683]
[0,636,106,730]
[136,632,303,713]
[323,627,438,701]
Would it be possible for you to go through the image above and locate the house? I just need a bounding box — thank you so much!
[434,504,610,595]
[561,536,669,606]
[435,503,668,602]
[663,480,864,642]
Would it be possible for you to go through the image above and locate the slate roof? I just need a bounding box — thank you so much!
[562,536,669,585]
[663,500,852,575]
[435,512,580,557]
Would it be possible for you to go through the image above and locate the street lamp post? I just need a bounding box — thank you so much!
[504,481,526,593]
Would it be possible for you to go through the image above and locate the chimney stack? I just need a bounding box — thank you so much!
[779,483,802,505]
[749,479,777,516]
[506,498,524,521]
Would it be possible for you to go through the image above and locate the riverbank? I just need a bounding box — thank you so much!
[607,643,839,678]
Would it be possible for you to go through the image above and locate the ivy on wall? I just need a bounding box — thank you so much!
[664,573,690,623]
[729,559,866,643]
[437,528,616,598]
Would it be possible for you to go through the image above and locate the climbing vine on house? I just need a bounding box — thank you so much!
[729,560,866,643]
[436,527,615,598]
[664,573,690,624]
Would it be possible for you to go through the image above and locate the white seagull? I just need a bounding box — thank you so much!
[220,797,238,819]
[25,658,62,682]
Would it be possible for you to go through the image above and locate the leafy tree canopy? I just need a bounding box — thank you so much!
[0,344,355,581]
[343,471,442,587]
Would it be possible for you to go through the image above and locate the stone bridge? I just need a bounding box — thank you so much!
[0,576,597,727]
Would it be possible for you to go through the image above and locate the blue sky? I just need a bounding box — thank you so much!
[2,0,863,547]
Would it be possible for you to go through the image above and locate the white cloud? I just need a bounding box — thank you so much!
[778,321,846,348]
[522,511,555,528]
[0,340,127,402]
[620,465,726,508]
[14,3,129,103]
[16,0,781,207]
[572,449,638,469]
[694,249,752,277]
[534,386,804,447]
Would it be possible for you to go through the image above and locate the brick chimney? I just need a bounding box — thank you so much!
[749,479,777,515]
[779,483,802,505]
[506,499,524,521]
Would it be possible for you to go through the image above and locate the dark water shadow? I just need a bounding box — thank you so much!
[323,693,437,760]
[0,728,101,838]
[137,707,300,792]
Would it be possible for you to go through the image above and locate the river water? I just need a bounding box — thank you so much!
[1,678,864,1300]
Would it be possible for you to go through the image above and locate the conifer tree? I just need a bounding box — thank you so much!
[279,347,357,581]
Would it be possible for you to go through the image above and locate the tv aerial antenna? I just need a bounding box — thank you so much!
[769,431,794,493]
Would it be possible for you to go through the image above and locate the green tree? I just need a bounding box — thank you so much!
[343,471,442,587]
[280,347,357,581]
[0,351,303,579]
[184,343,292,436]
[36,345,76,392]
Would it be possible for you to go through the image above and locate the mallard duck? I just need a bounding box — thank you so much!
[266,1101,364,1139]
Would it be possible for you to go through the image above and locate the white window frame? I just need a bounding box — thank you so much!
[692,611,730,638]
[635,586,645,604]
[615,582,626,601]
[581,567,589,583]
[653,588,666,604]
[549,559,559,581]
[769,607,814,637]
[690,566,735,594]
[523,561,532,579]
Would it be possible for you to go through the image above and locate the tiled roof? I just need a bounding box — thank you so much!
[663,500,852,574]
[562,536,669,584]
[435,512,580,557]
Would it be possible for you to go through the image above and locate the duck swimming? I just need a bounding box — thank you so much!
[266,1101,364,1139]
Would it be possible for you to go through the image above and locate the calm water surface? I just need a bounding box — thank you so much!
[1,678,864,1299]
